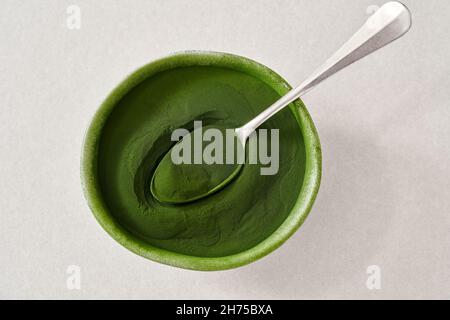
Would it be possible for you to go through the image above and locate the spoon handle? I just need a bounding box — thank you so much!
[237,1,412,140]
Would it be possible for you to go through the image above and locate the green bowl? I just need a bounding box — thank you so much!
[81,51,322,271]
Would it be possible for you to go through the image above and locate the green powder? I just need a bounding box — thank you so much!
[98,66,306,257]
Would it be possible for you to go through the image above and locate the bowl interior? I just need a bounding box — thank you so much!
[82,51,321,270]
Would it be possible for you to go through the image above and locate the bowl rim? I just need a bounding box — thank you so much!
[81,50,322,271]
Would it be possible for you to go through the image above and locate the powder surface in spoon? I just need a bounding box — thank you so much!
[150,125,244,204]
[97,66,306,257]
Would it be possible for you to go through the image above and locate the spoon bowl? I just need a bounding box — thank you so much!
[150,125,245,204]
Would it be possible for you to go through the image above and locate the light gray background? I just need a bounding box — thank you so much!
[0,0,449,299]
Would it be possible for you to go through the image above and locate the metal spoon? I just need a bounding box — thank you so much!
[151,1,412,204]
[235,1,412,147]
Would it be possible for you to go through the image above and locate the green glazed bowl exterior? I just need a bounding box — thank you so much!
[81,51,322,271]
